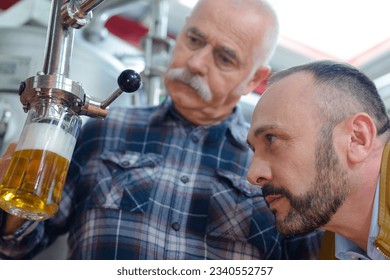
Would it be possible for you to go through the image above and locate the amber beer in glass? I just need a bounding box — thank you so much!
[0,99,81,220]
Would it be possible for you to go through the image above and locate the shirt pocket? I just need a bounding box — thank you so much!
[206,169,263,242]
[85,151,162,213]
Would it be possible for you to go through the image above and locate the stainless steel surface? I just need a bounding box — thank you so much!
[82,0,148,43]
[61,0,105,29]
[0,24,137,154]
[44,0,75,76]
[19,0,142,125]
[143,0,173,105]
[21,74,85,112]
[79,0,105,14]
[149,0,169,37]
[100,87,123,109]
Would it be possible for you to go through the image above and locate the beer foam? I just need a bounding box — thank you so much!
[16,122,77,161]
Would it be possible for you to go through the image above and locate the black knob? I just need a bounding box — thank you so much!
[117,69,142,93]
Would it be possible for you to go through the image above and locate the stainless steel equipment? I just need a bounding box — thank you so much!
[19,0,141,121]
[141,0,174,105]
[0,0,143,259]
[81,0,175,106]
[0,0,141,219]
[0,0,145,154]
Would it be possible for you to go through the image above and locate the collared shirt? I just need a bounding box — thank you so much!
[0,98,322,259]
[335,180,388,260]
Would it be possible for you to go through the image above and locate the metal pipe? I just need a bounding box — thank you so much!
[82,0,146,43]
[149,0,169,38]
[100,88,122,109]
[42,0,74,77]
[79,0,105,15]
[144,0,170,105]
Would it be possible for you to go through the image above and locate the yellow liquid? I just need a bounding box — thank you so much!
[0,149,69,220]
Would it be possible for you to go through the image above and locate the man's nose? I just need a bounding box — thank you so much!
[247,156,272,186]
[187,46,211,76]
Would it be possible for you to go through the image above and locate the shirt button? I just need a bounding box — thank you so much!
[172,222,180,231]
[121,161,130,167]
[191,135,199,143]
[180,176,189,184]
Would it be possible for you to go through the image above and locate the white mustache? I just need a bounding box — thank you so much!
[166,68,212,101]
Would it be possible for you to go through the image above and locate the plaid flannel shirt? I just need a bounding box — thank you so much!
[0,98,322,259]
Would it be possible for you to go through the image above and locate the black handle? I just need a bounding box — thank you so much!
[117,69,142,93]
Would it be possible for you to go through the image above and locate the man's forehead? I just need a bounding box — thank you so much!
[252,72,318,123]
[263,72,317,101]
[186,2,266,49]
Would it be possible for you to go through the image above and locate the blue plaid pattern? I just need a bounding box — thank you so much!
[0,98,322,259]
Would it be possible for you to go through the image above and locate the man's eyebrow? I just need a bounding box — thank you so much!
[188,27,240,64]
[218,46,239,62]
[187,27,206,38]
[253,125,280,137]
[246,124,280,149]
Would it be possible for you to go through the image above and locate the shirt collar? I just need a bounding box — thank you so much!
[149,97,249,149]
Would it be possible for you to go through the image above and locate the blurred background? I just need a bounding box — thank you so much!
[0,0,390,259]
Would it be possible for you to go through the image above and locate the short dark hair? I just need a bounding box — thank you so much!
[268,60,390,135]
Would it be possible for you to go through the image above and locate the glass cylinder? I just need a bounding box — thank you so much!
[0,98,81,220]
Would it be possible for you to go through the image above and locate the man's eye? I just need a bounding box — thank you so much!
[265,134,276,144]
[187,35,205,49]
[215,52,233,65]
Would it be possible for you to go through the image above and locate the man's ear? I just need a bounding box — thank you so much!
[243,66,270,95]
[345,113,377,164]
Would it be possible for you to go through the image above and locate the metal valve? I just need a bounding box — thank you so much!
[19,69,141,120]
[17,0,142,121]
[79,69,142,119]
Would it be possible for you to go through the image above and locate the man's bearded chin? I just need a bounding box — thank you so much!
[166,68,212,101]
[262,174,348,236]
